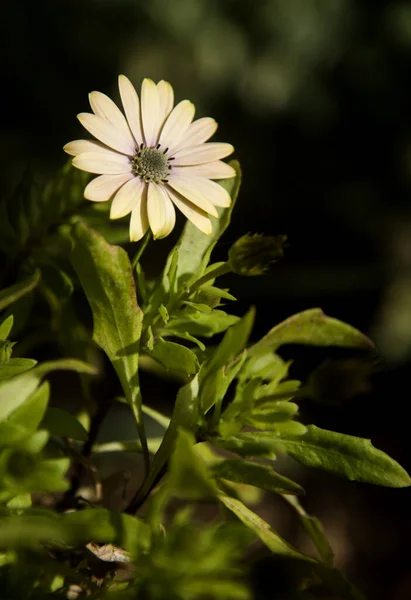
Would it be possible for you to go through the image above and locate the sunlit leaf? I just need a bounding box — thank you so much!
[279,425,411,487]
[250,308,374,355]
[67,219,147,462]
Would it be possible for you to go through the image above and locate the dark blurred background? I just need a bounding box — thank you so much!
[3,0,411,598]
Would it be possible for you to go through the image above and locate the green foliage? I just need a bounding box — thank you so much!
[0,156,407,600]
[278,425,411,487]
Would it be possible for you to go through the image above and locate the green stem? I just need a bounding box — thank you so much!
[190,262,232,292]
[131,230,152,269]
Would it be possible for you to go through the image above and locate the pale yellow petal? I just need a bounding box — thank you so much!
[159,100,195,152]
[84,173,134,201]
[147,182,176,238]
[167,187,212,235]
[167,175,218,217]
[130,185,149,242]
[141,78,160,148]
[77,112,136,155]
[89,91,134,141]
[157,80,174,125]
[110,177,145,219]
[63,139,109,156]
[172,117,217,153]
[118,74,144,145]
[72,151,131,175]
[176,176,231,207]
[171,142,234,166]
[171,161,236,180]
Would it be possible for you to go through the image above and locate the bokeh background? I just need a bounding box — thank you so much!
[3,0,411,598]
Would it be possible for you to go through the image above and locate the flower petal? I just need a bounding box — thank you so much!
[167,175,218,217]
[141,78,161,148]
[84,173,134,202]
[171,160,236,180]
[89,91,134,141]
[171,142,234,165]
[130,185,149,242]
[147,182,176,239]
[118,74,144,146]
[172,117,217,153]
[77,112,136,155]
[167,187,212,235]
[63,139,109,156]
[175,176,231,207]
[110,176,145,219]
[72,151,132,175]
[159,100,195,152]
[157,80,174,126]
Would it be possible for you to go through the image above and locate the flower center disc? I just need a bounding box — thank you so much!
[131,146,170,183]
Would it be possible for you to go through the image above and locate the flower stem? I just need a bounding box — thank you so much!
[190,262,232,292]
[131,230,152,269]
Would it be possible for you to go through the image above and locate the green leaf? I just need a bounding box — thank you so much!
[0,382,50,445]
[0,372,42,423]
[41,407,88,442]
[219,494,315,562]
[167,309,239,338]
[0,358,95,423]
[0,270,40,312]
[168,160,242,286]
[149,338,199,377]
[279,425,411,487]
[0,358,37,382]
[283,495,334,565]
[67,219,147,462]
[0,509,150,556]
[0,315,14,339]
[213,459,304,495]
[167,429,218,500]
[211,433,278,458]
[202,352,246,416]
[249,308,374,355]
[207,308,255,375]
[130,369,202,509]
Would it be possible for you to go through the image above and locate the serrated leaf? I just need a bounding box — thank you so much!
[41,407,88,442]
[0,269,40,311]
[167,160,241,286]
[149,338,199,376]
[67,219,147,462]
[250,308,374,355]
[213,459,304,495]
[279,425,411,487]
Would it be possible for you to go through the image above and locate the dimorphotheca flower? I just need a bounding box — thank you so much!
[64,76,235,240]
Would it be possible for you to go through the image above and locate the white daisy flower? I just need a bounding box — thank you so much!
[64,76,235,241]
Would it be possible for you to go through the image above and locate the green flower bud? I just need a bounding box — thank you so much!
[228,233,287,276]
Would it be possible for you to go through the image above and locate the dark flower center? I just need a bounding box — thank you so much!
[131,144,172,183]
